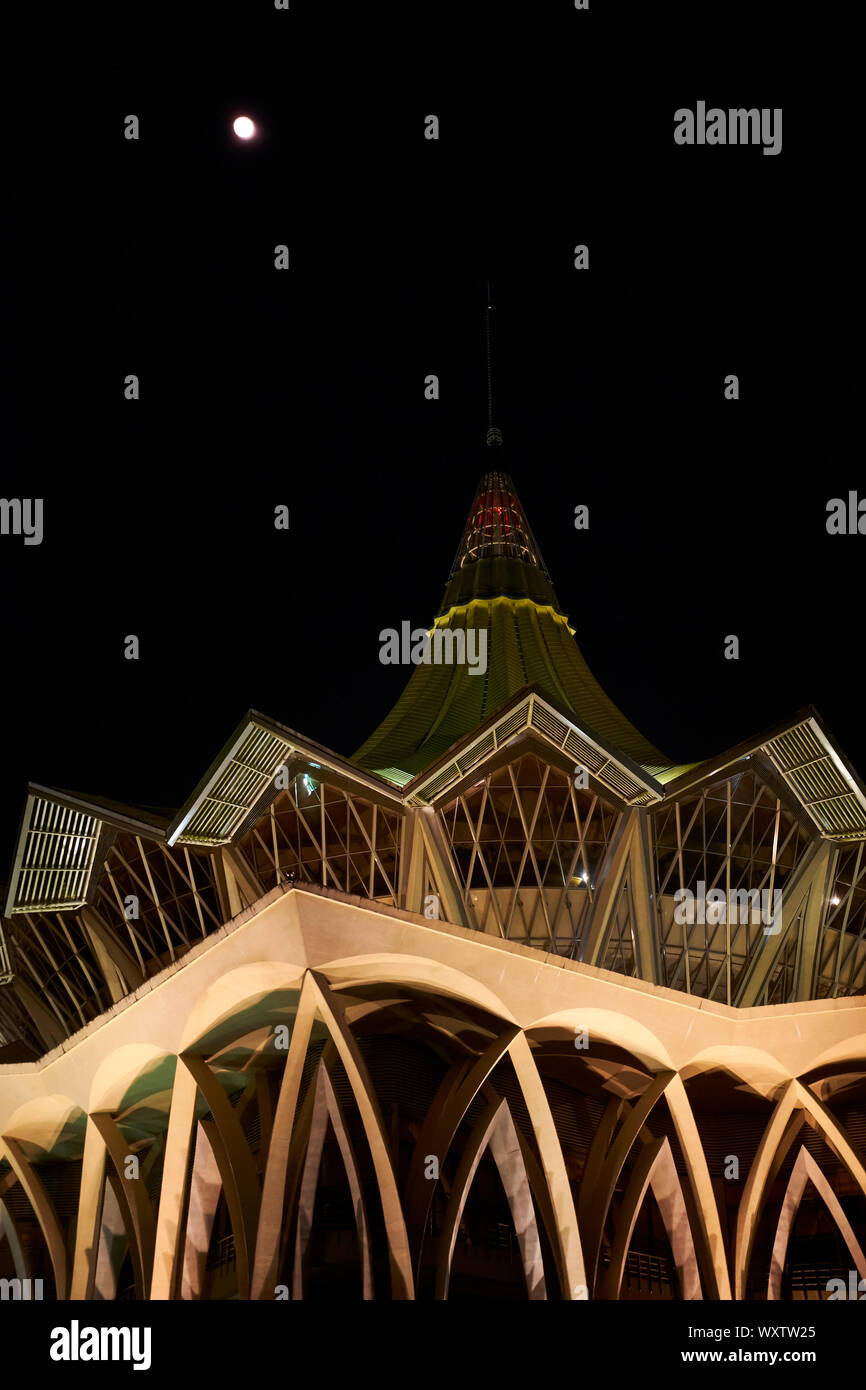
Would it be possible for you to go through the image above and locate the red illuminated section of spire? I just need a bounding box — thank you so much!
[449,471,550,577]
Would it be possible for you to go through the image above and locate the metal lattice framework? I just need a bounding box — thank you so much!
[4,473,865,1051]
[814,844,866,999]
[597,878,639,979]
[0,835,230,1051]
[236,777,402,904]
[438,752,620,953]
[95,835,225,969]
[651,763,814,1003]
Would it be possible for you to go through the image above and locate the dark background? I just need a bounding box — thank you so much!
[0,3,852,852]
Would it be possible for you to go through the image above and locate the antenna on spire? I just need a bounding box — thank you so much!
[485,281,503,447]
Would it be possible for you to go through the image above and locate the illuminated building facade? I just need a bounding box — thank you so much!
[0,458,865,1302]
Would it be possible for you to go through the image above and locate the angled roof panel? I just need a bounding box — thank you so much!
[403,689,663,809]
[168,711,405,848]
[659,710,866,842]
[168,718,296,846]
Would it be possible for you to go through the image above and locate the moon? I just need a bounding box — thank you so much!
[233,116,256,140]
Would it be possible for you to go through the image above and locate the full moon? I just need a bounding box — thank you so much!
[233,116,256,140]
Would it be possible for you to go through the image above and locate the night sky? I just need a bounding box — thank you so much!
[0,5,852,858]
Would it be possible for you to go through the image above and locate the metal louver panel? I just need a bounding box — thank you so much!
[422,763,463,801]
[494,702,530,744]
[598,761,645,802]
[763,719,866,842]
[457,731,496,774]
[529,701,568,745]
[174,725,294,846]
[5,794,100,913]
[563,730,606,773]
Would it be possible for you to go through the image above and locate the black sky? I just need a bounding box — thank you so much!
[0,3,854,856]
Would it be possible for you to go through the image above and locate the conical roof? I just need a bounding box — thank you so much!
[353,468,667,781]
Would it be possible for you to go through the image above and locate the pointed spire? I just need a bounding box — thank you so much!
[352,291,667,781]
[485,282,503,447]
[354,452,668,777]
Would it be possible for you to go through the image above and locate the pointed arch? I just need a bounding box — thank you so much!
[251,973,319,1298]
[252,970,415,1300]
[506,1031,586,1297]
[89,1111,157,1300]
[70,1114,108,1298]
[150,1061,198,1300]
[665,1074,732,1299]
[737,1078,866,1299]
[180,1054,261,1300]
[404,1025,520,1278]
[735,1080,799,1299]
[434,1096,546,1300]
[0,1199,28,1280]
[768,1145,866,1300]
[602,1135,702,1299]
[794,1080,866,1200]
[307,972,414,1298]
[579,1071,675,1291]
[292,1060,372,1299]
[0,1135,69,1299]
[180,1123,223,1300]
[94,1177,127,1300]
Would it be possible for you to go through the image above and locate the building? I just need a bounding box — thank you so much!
[0,436,865,1301]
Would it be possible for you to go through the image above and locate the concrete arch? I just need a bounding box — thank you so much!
[664,1074,732,1299]
[805,1034,866,1074]
[735,1077,866,1300]
[181,1054,261,1300]
[0,1200,28,1279]
[94,1179,127,1300]
[2,1093,84,1158]
[292,1060,373,1300]
[180,963,306,1052]
[315,953,517,1023]
[180,1125,222,1300]
[602,1135,702,1300]
[678,1045,792,1095]
[768,1145,866,1300]
[435,1096,546,1300]
[89,1044,175,1114]
[579,1072,676,1291]
[525,1009,674,1072]
[252,971,415,1300]
[0,1135,69,1298]
[404,1026,520,1278]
